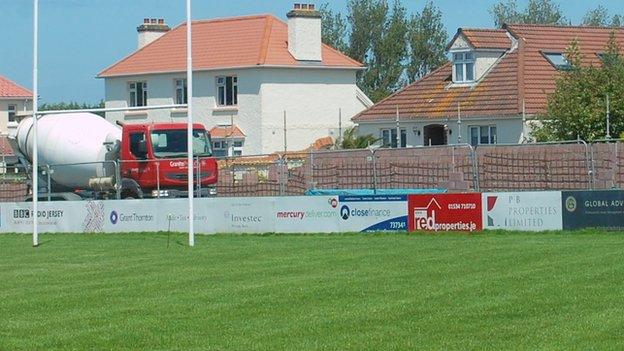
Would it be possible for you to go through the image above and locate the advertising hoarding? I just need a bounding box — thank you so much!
[408,193,482,232]
[562,190,624,230]
[337,195,408,232]
[482,191,562,231]
[0,196,409,234]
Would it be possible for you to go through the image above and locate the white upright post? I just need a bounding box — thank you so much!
[186,0,195,247]
[32,0,39,247]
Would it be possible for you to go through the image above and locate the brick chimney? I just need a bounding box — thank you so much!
[137,18,170,49]
[287,4,322,62]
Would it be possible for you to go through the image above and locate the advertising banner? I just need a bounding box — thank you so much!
[408,193,482,232]
[274,196,341,233]
[0,196,409,234]
[562,190,624,230]
[482,191,562,231]
[337,195,408,232]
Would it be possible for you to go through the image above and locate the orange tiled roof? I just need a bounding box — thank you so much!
[507,24,624,115]
[98,15,362,77]
[461,29,511,49]
[0,76,32,98]
[209,125,246,139]
[355,24,624,122]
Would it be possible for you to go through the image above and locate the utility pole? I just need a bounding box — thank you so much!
[395,106,400,148]
[338,108,342,149]
[457,102,462,144]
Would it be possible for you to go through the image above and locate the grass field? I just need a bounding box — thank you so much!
[2,231,624,350]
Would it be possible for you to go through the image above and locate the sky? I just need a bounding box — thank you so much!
[2,0,624,104]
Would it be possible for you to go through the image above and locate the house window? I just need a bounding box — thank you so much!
[453,52,475,82]
[543,52,571,70]
[216,76,238,106]
[7,104,16,122]
[381,128,407,148]
[174,79,187,105]
[469,125,497,146]
[129,82,148,107]
[212,139,244,157]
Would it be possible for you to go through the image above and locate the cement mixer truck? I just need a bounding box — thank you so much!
[10,112,218,200]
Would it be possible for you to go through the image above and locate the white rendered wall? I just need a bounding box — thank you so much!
[356,117,524,147]
[288,16,322,61]
[259,68,367,154]
[0,99,32,134]
[103,67,367,155]
[475,51,504,81]
[138,31,166,49]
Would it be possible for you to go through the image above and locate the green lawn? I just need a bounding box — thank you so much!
[1,231,624,350]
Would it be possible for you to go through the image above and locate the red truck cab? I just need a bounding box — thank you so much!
[119,123,218,198]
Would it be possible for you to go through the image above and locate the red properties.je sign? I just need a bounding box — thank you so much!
[408,193,482,232]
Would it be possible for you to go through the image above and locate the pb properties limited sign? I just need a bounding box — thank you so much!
[483,191,562,231]
[562,190,624,230]
[408,193,482,232]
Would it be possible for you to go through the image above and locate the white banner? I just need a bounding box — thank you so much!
[482,191,562,231]
[0,196,409,234]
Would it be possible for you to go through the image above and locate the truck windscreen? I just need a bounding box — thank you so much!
[150,129,213,158]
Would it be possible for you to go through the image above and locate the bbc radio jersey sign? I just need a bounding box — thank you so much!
[408,193,482,232]
[562,190,624,230]
[483,191,562,231]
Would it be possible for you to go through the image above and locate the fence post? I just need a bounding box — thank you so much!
[115,161,122,199]
[615,142,620,189]
[46,164,51,201]
[309,150,315,191]
[371,148,378,194]
[577,139,593,190]
[156,161,160,198]
[470,145,479,191]
[278,155,285,196]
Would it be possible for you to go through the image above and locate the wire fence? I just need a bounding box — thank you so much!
[1,140,624,201]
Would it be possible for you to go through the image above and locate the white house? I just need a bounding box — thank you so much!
[353,24,624,147]
[0,75,32,135]
[98,4,372,156]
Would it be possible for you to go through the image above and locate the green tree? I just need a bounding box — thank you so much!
[489,0,567,27]
[361,0,409,102]
[340,126,379,149]
[319,3,348,53]
[611,14,623,27]
[490,0,521,27]
[583,6,608,26]
[534,35,624,141]
[406,1,448,83]
[39,100,105,117]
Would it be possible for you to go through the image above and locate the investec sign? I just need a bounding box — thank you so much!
[408,193,482,232]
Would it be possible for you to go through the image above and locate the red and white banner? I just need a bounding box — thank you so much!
[408,193,482,232]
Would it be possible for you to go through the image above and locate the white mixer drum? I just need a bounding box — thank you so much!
[15,113,122,189]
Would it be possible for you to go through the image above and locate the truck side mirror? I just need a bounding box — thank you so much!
[137,140,148,158]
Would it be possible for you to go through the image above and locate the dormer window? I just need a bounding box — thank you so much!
[453,51,475,83]
[543,52,571,70]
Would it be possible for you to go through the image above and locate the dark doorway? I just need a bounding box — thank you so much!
[423,124,447,146]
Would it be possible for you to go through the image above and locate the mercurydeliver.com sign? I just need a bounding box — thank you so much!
[408,193,482,232]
